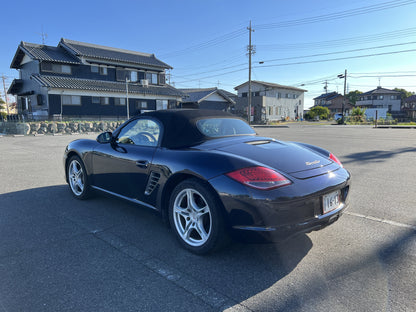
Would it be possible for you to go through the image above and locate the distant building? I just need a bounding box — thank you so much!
[234,81,306,123]
[402,94,416,120]
[313,92,353,117]
[355,87,402,118]
[179,88,236,111]
[8,39,184,120]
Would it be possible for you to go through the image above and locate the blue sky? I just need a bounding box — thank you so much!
[2,0,416,108]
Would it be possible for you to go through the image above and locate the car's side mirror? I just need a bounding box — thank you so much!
[96,132,113,144]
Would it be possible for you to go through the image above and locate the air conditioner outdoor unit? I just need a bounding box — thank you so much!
[141,79,149,87]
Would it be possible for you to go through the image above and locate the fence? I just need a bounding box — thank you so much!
[1,114,127,123]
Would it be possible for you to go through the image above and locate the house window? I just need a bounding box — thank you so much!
[379,95,384,100]
[62,95,81,106]
[156,100,168,110]
[275,107,281,115]
[152,73,158,84]
[141,102,148,109]
[116,68,130,81]
[268,106,273,115]
[241,92,247,98]
[286,93,290,98]
[131,71,138,82]
[61,65,71,74]
[41,62,71,74]
[145,72,158,84]
[101,97,109,105]
[115,98,126,106]
[91,65,99,73]
[253,91,260,97]
[277,92,281,99]
[92,97,100,104]
[37,94,44,106]
[159,73,166,85]
[41,62,53,71]
[100,66,107,75]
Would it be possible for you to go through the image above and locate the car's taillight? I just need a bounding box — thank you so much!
[226,166,292,190]
[329,153,343,167]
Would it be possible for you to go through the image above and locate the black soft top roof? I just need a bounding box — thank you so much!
[139,109,244,149]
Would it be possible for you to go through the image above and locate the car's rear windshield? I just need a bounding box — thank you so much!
[196,118,255,137]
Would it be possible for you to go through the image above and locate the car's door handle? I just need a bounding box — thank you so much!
[136,160,149,168]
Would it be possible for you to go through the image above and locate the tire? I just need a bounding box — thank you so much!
[169,179,228,254]
[67,155,91,199]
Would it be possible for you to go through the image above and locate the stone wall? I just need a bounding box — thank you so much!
[0,121,125,135]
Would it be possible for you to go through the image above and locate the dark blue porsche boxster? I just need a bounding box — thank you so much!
[64,109,350,254]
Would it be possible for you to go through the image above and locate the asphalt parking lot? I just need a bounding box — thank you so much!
[0,125,415,312]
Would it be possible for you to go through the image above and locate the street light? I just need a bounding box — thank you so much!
[338,69,347,124]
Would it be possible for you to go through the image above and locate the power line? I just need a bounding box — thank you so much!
[256,0,416,29]
[254,49,416,69]
[174,45,416,82]
[174,52,246,73]
[159,28,246,58]
[175,47,416,85]
[257,27,416,51]
[259,41,416,63]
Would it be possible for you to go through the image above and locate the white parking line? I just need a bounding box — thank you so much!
[346,212,416,230]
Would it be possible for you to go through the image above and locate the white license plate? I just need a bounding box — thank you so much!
[323,190,341,214]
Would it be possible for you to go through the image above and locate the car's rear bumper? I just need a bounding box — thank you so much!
[229,201,347,242]
[209,167,351,242]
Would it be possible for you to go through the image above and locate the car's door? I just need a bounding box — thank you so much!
[92,117,161,204]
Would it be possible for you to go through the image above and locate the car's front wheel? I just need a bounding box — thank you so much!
[67,155,91,199]
[169,179,227,254]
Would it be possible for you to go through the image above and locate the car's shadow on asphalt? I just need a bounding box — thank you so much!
[0,185,313,308]
[342,146,416,164]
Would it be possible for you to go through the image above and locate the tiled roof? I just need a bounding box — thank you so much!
[180,88,216,103]
[31,75,185,97]
[10,42,81,68]
[404,94,416,102]
[59,39,172,69]
[313,92,342,101]
[361,87,401,96]
[234,80,307,92]
[179,88,235,104]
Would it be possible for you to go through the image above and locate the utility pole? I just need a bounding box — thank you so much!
[338,69,347,124]
[125,77,130,119]
[247,21,255,124]
[2,75,10,115]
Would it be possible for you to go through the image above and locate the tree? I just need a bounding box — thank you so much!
[309,106,330,120]
[0,98,6,119]
[350,107,366,122]
[346,90,363,105]
[394,88,415,101]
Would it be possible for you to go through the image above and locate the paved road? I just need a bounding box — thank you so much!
[0,126,415,312]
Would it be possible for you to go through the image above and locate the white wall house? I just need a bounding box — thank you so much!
[234,81,307,123]
[356,87,401,112]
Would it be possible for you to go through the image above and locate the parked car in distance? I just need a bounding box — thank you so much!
[64,109,351,254]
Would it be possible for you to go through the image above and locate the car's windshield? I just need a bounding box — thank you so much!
[196,118,255,137]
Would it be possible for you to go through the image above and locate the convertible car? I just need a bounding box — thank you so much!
[64,109,351,254]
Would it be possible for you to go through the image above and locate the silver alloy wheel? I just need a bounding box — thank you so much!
[173,188,212,247]
[68,159,85,196]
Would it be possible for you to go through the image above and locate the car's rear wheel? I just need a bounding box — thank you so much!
[169,179,227,254]
[67,155,91,199]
